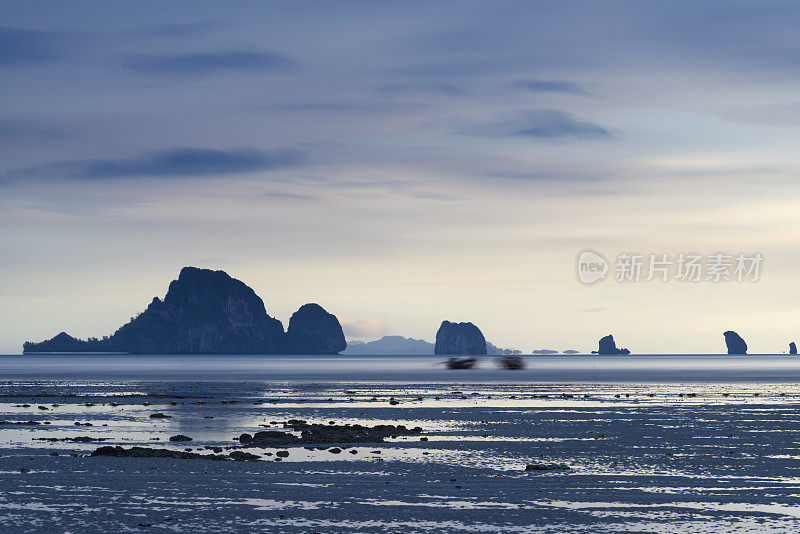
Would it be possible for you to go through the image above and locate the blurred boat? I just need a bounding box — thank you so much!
[497,356,526,370]
[444,357,478,369]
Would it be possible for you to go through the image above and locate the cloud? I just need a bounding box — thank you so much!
[273,102,365,112]
[0,119,63,141]
[477,170,601,182]
[0,27,64,66]
[11,193,145,217]
[376,82,463,97]
[9,147,305,180]
[263,190,318,201]
[125,22,218,39]
[121,50,294,76]
[511,79,587,94]
[511,110,611,139]
[720,102,800,126]
[267,100,433,116]
[389,56,530,78]
[459,109,611,140]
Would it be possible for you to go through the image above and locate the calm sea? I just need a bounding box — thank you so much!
[2,354,800,381]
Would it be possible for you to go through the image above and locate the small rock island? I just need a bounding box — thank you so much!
[434,321,487,355]
[591,334,630,355]
[723,331,747,355]
[790,342,797,355]
[284,303,346,355]
[23,267,346,355]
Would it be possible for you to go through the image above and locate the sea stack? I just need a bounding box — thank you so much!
[790,342,797,355]
[723,331,747,355]
[592,334,630,355]
[434,321,487,355]
[284,303,346,354]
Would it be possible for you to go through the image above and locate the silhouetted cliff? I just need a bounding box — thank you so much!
[284,303,346,354]
[23,267,344,355]
[434,321,487,355]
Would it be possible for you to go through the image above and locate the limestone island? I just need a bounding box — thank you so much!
[591,334,631,355]
[723,331,747,355]
[434,321,487,355]
[23,267,346,355]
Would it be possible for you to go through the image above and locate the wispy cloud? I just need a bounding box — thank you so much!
[0,119,63,141]
[11,193,146,217]
[263,190,318,201]
[9,147,305,180]
[459,109,611,140]
[273,102,365,112]
[477,170,601,182]
[376,82,463,97]
[511,110,611,139]
[390,56,529,78]
[511,79,587,94]
[121,51,294,76]
[0,27,64,66]
[124,22,218,39]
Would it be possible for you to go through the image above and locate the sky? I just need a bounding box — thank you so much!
[2,1,800,354]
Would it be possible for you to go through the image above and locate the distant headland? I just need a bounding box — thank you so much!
[23,267,346,355]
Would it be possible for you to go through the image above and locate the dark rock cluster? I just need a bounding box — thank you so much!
[525,463,570,471]
[91,446,229,461]
[228,451,260,461]
[238,430,295,447]
[24,267,346,355]
[238,419,423,447]
[0,420,41,426]
[35,436,107,442]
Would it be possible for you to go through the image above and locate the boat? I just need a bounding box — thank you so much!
[497,356,526,370]
[444,357,478,369]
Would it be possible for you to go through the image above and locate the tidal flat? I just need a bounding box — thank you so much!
[2,355,800,532]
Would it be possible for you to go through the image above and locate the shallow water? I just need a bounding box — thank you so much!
[2,355,800,532]
[4,353,800,381]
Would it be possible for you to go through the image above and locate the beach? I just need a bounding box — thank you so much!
[1,355,800,532]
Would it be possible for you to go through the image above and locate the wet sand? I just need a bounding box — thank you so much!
[2,368,800,532]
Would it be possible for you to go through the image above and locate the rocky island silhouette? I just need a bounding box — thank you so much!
[434,321,487,356]
[723,331,748,355]
[21,269,792,357]
[23,267,346,355]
